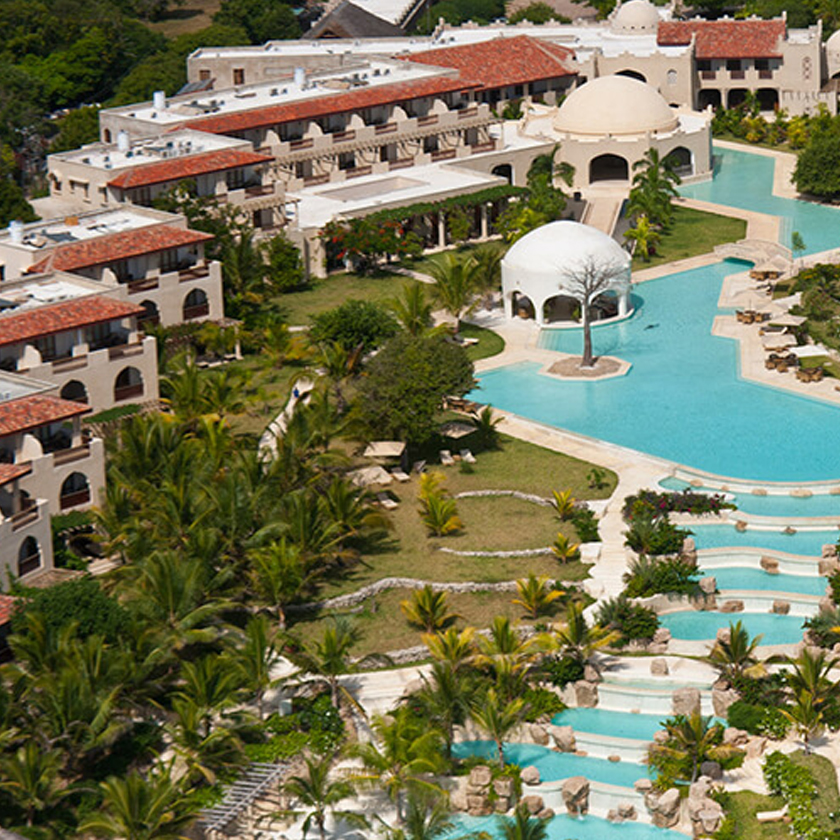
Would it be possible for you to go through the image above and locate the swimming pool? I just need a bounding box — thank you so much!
[552,708,664,742]
[691,524,836,556]
[452,741,647,788]
[708,566,825,596]
[452,813,687,840]
[471,147,840,482]
[659,610,804,645]
[660,477,840,518]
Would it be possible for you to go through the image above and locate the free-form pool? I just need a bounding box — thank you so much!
[452,741,646,788]
[708,566,825,596]
[551,708,664,741]
[690,524,836,556]
[659,610,804,644]
[452,813,687,840]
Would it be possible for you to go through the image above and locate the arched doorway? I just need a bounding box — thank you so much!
[616,69,646,83]
[757,88,779,112]
[60,380,88,403]
[138,300,160,327]
[183,288,209,320]
[60,472,91,509]
[512,292,535,320]
[18,536,40,577]
[492,164,513,185]
[589,154,629,183]
[665,147,693,178]
[698,89,722,110]
[727,89,748,109]
[543,294,581,324]
[114,367,144,402]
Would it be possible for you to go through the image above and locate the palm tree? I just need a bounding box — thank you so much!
[550,490,576,521]
[499,804,549,840]
[475,616,537,699]
[706,620,766,683]
[428,253,482,333]
[630,148,681,228]
[550,532,581,563]
[414,660,477,758]
[785,648,840,709]
[422,627,476,672]
[80,770,197,840]
[352,708,446,822]
[175,655,243,738]
[551,602,618,664]
[512,575,564,620]
[781,691,824,753]
[0,741,64,827]
[624,213,661,261]
[383,791,454,840]
[471,688,525,766]
[249,539,318,629]
[650,713,741,783]
[390,284,436,337]
[284,753,366,840]
[470,405,502,450]
[419,493,463,537]
[231,614,282,720]
[400,586,459,633]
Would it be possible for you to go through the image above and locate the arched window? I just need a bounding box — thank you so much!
[60,380,88,403]
[60,472,91,509]
[103,129,112,143]
[183,288,209,320]
[491,164,513,185]
[667,69,677,86]
[665,147,693,177]
[18,536,40,577]
[589,154,629,184]
[138,300,160,326]
[114,367,144,402]
[616,69,646,83]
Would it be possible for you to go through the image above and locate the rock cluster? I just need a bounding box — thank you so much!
[672,687,701,716]
[461,766,515,816]
[561,776,589,816]
[645,788,681,828]
[687,776,725,837]
[760,556,780,574]
[574,680,598,708]
[551,725,576,752]
[608,802,638,823]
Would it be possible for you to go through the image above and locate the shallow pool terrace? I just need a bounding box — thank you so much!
[471,147,840,482]
[452,813,687,840]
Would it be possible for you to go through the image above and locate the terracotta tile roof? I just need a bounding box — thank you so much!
[657,19,785,59]
[0,463,31,486]
[27,225,213,274]
[182,76,481,135]
[0,595,17,625]
[406,35,576,90]
[0,395,90,437]
[108,148,272,190]
[0,296,144,348]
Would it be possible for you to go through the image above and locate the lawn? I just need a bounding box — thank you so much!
[632,205,747,269]
[723,751,840,840]
[278,272,419,326]
[312,434,613,599]
[408,242,490,277]
[148,0,222,37]
[459,323,505,361]
[288,586,571,657]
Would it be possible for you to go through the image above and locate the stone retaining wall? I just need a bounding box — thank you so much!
[454,490,553,507]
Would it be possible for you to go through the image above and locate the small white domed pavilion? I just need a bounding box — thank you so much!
[609,0,661,36]
[502,220,632,326]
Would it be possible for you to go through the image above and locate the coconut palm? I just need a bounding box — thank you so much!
[781,691,825,753]
[390,284,436,337]
[414,660,477,758]
[471,688,525,766]
[706,620,766,683]
[470,405,502,449]
[352,708,446,822]
[499,804,550,840]
[650,713,741,783]
[422,627,476,671]
[551,489,576,521]
[428,253,482,332]
[230,614,282,720]
[551,602,619,664]
[475,616,538,694]
[512,575,564,620]
[175,655,243,738]
[0,741,65,827]
[401,586,459,633]
[80,769,197,840]
[381,791,454,840]
[285,753,366,840]
[248,539,318,629]
[784,648,840,708]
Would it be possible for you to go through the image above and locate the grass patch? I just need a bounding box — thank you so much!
[408,243,488,277]
[790,751,840,828]
[459,323,505,362]
[713,132,795,155]
[289,586,565,657]
[277,272,419,326]
[148,0,222,37]
[85,403,142,424]
[632,206,747,270]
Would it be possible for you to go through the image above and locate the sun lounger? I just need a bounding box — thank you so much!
[756,805,788,824]
[376,493,399,510]
[440,450,455,466]
[460,449,477,464]
[391,468,411,482]
[412,460,427,474]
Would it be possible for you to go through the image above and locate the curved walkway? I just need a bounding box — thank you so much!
[258,377,313,459]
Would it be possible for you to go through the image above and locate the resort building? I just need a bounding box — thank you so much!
[0,207,225,329]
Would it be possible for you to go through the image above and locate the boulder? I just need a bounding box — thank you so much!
[696,806,725,837]
[618,802,637,820]
[712,686,741,717]
[683,536,697,555]
[745,736,767,759]
[584,663,601,683]
[823,543,838,558]
[493,778,514,799]
[634,778,653,793]
[467,795,493,817]
[673,687,701,716]
[772,600,790,615]
[700,576,717,595]
[493,797,509,814]
[688,777,714,806]
[700,760,723,780]
[521,766,541,786]
[723,727,749,746]
[653,628,672,644]
[574,680,598,708]
[820,596,835,614]
[451,788,468,812]
[760,556,780,574]
[819,558,839,576]
[608,755,621,763]
[562,776,590,816]
[522,795,545,815]
[716,627,731,644]
[649,788,681,829]
[651,658,669,676]
[537,808,555,820]
[530,724,550,746]
[752,488,768,496]
[552,725,576,752]
[735,520,748,532]
[648,642,668,655]
[653,730,670,745]
[720,599,745,613]
[607,809,620,823]
[469,765,492,790]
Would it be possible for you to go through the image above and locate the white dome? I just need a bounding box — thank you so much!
[827,28,840,52]
[554,75,679,136]
[610,0,660,34]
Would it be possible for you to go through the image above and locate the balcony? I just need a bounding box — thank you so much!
[730,70,745,80]
[108,342,145,361]
[304,173,330,187]
[115,383,144,401]
[60,487,91,510]
[244,183,275,198]
[52,355,88,372]
[417,115,438,127]
[332,130,356,143]
[431,148,456,162]
[11,503,39,533]
[53,443,91,467]
[458,106,479,119]
[179,264,210,282]
[290,138,314,150]
[375,123,397,135]
[470,141,496,154]
[389,158,413,171]
[701,70,716,80]
[345,165,373,179]
[127,277,159,294]
[183,303,210,320]
[758,69,773,80]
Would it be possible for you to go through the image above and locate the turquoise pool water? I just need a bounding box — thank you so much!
[452,741,646,788]
[471,146,840,481]
[551,708,664,741]
[452,813,686,840]
[681,146,840,254]
[659,610,804,644]
[660,477,840,518]
[708,566,825,596]
[691,524,836,556]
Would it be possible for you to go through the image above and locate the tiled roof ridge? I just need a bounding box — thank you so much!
[0,395,91,438]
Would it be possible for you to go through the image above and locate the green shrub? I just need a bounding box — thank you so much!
[310,299,398,351]
[763,751,827,840]
[829,571,840,605]
[544,655,584,688]
[596,594,659,646]
[522,686,566,722]
[623,555,699,597]
[758,708,790,740]
[571,507,600,542]
[727,700,764,734]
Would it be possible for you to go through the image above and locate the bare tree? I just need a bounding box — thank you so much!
[560,254,628,368]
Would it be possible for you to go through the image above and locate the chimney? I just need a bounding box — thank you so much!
[153,90,167,111]
[117,130,130,152]
[8,220,23,244]
[294,67,306,88]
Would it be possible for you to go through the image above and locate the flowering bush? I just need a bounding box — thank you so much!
[622,489,732,521]
[321,218,421,273]
[763,751,829,840]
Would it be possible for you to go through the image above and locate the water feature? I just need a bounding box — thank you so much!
[452,813,687,840]
[690,524,836,556]
[709,566,825,596]
[659,610,804,644]
[552,708,664,742]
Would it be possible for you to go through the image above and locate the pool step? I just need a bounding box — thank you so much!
[597,683,714,717]
[573,731,649,763]
[700,548,822,575]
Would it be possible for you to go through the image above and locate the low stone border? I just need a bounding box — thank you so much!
[286,576,522,615]
[454,489,553,507]
[437,546,553,557]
